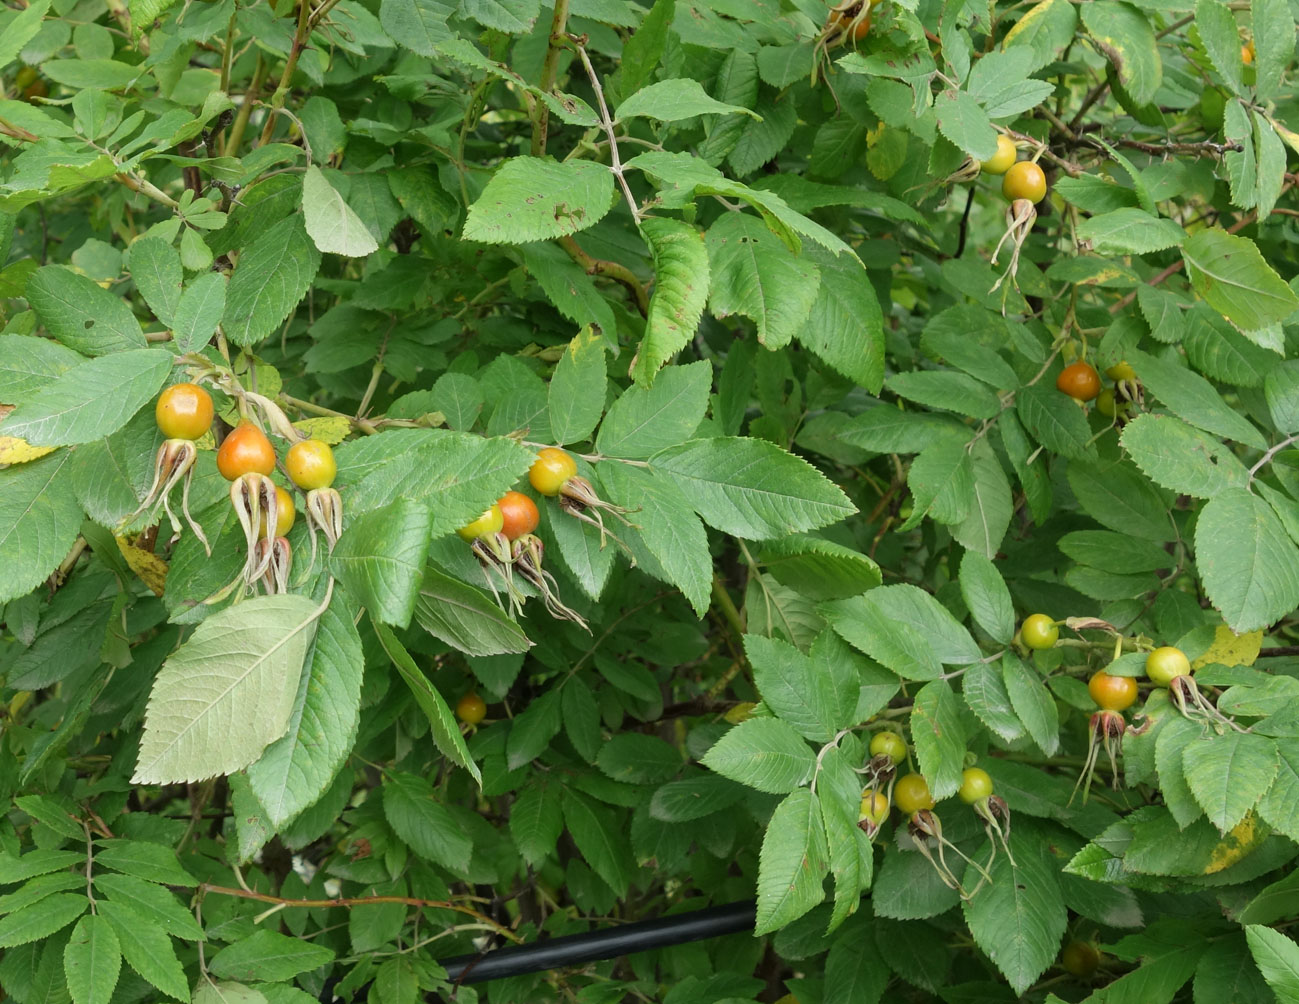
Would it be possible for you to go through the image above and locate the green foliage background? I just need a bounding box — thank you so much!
[4,0,1299,999]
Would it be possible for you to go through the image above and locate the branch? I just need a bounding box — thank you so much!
[116,172,180,209]
[259,0,311,146]
[558,234,649,315]
[198,884,521,942]
[530,0,570,157]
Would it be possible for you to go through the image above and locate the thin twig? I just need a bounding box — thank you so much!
[572,41,641,224]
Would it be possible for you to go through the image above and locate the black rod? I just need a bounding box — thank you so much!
[439,899,757,985]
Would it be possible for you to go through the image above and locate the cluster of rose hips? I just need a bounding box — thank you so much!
[857,730,1013,900]
[1055,358,1141,420]
[217,418,340,597]
[453,446,631,632]
[1020,613,1232,802]
[129,381,342,599]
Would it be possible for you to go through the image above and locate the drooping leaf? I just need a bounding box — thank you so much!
[629,217,710,386]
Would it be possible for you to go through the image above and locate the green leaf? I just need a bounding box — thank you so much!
[962,660,1027,744]
[1077,208,1185,255]
[0,348,171,447]
[1254,112,1287,222]
[817,747,870,933]
[824,921,889,1002]
[744,633,840,743]
[1155,716,1204,828]
[548,325,607,446]
[301,166,379,257]
[0,0,53,70]
[701,718,816,793]
[560,789,637,896]
[1059,530,1175,574]
[460,0,538,33]
[62,915,119,1004]
[615,77,759,123]
[0,334,84,406]
[754,789,828,936]
[1016,384,1093,460]
[934,90,997,161]
[1253,0,1295,100]
[799,247,885,392]
[378,0,453,55]
[370,618,479,783]
[380,771,471,872]
[128,237,182,326]
[222,215,321,347]
[1002,653,1060,757]
[952,441,1014,558]
[596,734,682,785]
[903,439,973,528]
[959,550,1014,644]
[629,217,710,385]
[1195,0,1244,94]
[520,242,616,337]
[1183,229,1299,332]
[331,500,431,628]
[0,873,84,916]
[1081,0,1162,105]
[345,430,533,532]
[506,688,563,770]
[650,775,746,822]
[208,929,333,983]
[758,535,881,601]
[1258,742,1299,842]
[619,0,673,98]
[1195,489,1299,633]
[463,158,613,245]
[96,901,187,1002]
[133,594,322,784]
[910,680,966,800]
[509,783,562,867]
[192,982,267,1004]
[596,360,711,459]
[824,595,939,681]
[412,565,531,657]
[650,437,855,539]
[600,463,711,615]
[1183,732,1279,833]
[1120,414,1248,498]
[92,873,203,940]
[246,595,366,827]
[962,826,1068,995]
[171,273,225,354]
[0,451,83,605]
[705,211,819,350]
[0,895,86,948]
[93,841,195,887]
[24,266,146,355]
[1246,925,1299,1003]
[888,370,1000,421]
[1126,349,1266,449]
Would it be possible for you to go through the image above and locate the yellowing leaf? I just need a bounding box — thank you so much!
[1205,811,1269,874]
[0,437,57,464]
[291,417,351,445]
[117,537,169,597]
[1192,625,1263,670]
[725,702,757,724]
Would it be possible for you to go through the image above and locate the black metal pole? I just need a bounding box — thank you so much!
[439,900,757,986]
